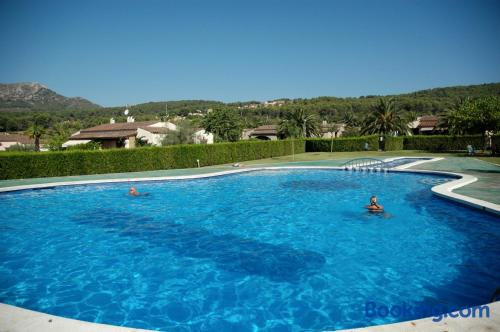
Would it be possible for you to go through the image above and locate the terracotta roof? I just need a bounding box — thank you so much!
[250,125,278,136]
[72,130,138,139]
[418,116,440,128]
[0,133,34,144]
[71,121,164,140]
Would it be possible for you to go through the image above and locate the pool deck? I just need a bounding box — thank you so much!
[1,153,499,332]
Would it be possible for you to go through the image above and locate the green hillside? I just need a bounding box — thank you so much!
[1,82,499,132]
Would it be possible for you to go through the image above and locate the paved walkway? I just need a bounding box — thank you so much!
[409,157,500,204]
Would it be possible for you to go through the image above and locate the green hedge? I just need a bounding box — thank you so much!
[306,135,379,152]
[403,135,484,152]
[0,140,305,180]
[384,136,404,151]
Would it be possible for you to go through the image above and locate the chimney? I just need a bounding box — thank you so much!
[127,116,135,123]
[110,118,115,124]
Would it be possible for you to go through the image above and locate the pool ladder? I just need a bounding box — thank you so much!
[341,158,390,173]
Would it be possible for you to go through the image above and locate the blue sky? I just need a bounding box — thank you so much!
[1,0,499,106]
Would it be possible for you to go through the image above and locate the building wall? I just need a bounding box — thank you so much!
[0,141,22,151]
[136,128,165,146]
[101,140,118,149]
[193,130,214,144]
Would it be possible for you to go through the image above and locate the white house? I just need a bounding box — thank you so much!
[193,129,214,144]
[64,118,215,148]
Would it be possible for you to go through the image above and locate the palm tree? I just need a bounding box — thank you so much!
[342,111,360,128]
[361,98,408,137]
[285,109,320,138]
[26,123,45,152]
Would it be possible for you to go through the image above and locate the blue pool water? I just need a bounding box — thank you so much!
[0,169,499,331]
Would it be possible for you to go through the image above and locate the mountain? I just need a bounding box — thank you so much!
[0,82,100,112]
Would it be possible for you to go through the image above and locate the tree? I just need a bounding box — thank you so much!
[202,109,241,142]
[361,98,408,137]
[161,120,197,145]
[445,97,500,150]
[47,121,80,151]
[278,119,300,139]
[278,109,319,138]
[342,111,360,128]
[25,123,45,152]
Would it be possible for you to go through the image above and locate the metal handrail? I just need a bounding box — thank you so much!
[341,158,389,169]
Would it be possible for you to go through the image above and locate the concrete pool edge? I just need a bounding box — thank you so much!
[0,302,152,332]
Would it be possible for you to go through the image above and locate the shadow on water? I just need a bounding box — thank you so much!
[72,209,326,283]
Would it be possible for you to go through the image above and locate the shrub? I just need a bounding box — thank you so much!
[0,140,305,180]
[384,136,404,151]
[4,143,36,152]
[305,136,379,152]
[65,141,102,151]
[403,135,484,152]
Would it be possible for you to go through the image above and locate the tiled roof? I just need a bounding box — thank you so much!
[418,116,440,128]
[71,130,138,139]
[71,121,164,140]
[0,133,34,144]
[250,125,278,136]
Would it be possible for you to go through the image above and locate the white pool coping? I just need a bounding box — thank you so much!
[0,303,151,332]
[1,157,499,332]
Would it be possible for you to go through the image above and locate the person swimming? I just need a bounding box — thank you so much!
[366,195,384,211]
[129,186,140,196]
[128,186,150,197]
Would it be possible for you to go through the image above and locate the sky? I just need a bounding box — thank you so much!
[0,0,499,107]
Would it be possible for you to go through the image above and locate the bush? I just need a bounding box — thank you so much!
[0,140,305,180]
[305,136,379,152]
[403,135,483,152]
[65,141,102,151]
[384,136,404,151]
[4,143,36,152]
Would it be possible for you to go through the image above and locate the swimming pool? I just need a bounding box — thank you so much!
[0,169,499,331]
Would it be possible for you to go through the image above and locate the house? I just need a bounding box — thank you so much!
[65,119,177,149]
[410,116,446,135]
[320,121,346,138]
[0,133,34,151]
[249,125,278,140]
[241,128,254,140]
[193,129,214,144]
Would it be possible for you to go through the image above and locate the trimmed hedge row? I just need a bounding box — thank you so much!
[402,135,483,152]
[306,135,379,152]
[0,140,305,180]
[384,136,404,151]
